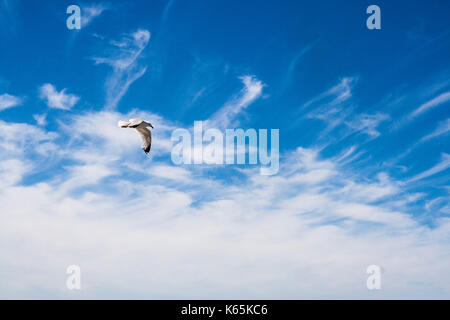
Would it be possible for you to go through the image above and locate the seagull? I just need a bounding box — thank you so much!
[118,118,154,154]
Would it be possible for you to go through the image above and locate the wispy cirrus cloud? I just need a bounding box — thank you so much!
[303,77,357,110]
[93,29,151,109]
[39,84,79,110]
[302,77,388,140]
[0,69,448,298]
[304,77,357,131]
[0,93,21,111]
[208,75,264,128]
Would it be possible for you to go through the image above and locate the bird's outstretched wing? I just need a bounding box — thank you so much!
[135,126,152,154]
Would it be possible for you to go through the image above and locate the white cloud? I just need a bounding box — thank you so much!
[33,113,47,126]
[148,164,193,182]
[58,163,117,193]
[39,84,79,110]
[0,120,58,190]
[1,98,450,299]
[0,119,57,156]
[0,158,30,187]
[0,93,21,111]
[1,118,450,298]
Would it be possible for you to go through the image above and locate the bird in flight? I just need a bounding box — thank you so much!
[118,118,154,154]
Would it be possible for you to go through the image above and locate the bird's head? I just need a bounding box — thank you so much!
[145,122,154,129]
[118,120,129,128]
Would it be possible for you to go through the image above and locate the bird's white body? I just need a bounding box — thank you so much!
[118,118,154,154]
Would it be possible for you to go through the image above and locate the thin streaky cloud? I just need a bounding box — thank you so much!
[281,40,318,91]
[208,75,264,129]
[304,77,357,109]
[387,118,450,165]
[297,77,358,134]
[162,0,175,21]
[302,77,386,144]
[421,118,450,141]
[411,91,450,118]
[93,29,151,109]
[335,145,357,162]
[407,153,450,183]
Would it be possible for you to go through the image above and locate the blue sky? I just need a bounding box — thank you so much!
[0,0,449,299]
